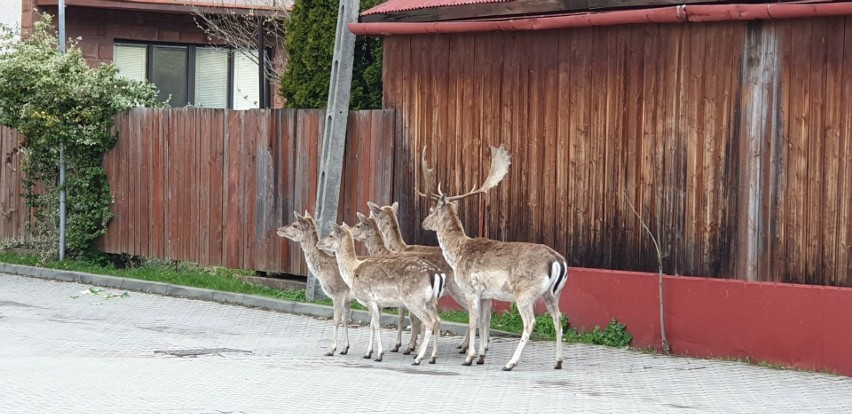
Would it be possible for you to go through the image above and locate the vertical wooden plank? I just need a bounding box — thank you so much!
[224,110,242,268]
[786,20,812,283]
[836,18,852,285]
[511,33,531,244]
[556,30,573,257]
[479,32,504,242]
[150,109,160,258]
[498,32,517,243]
[165,110,176,260]
[207,109,224,266]
[805,21,828,283]
[525,31,543,245]
[821,18,844,284]
[121,109,133,255]
[140,109,151,257]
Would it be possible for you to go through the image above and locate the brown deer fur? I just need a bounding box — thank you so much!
[366,202,493,353]
[317,223,445,365]
[277,211,352,356]
[422,197,569,370]
[350,212,424,356]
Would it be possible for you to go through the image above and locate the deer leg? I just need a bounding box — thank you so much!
[543,293,564,369]
[476,298,491,365]
[429,314,441,364]
[503,301,536,371]
[463,295,480,366]
[392,307,404,352]
[404,312,422,355]
[363,302,376,360]
[325,299,340,356]
[410,307,435,366]
[481,298,492,352]
[369,303,385,362]
[340,299,351,355]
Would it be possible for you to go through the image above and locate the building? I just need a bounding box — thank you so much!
[351,0,852,286]
[21,0,291,108]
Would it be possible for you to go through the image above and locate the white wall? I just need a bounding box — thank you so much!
[0,0,22,39]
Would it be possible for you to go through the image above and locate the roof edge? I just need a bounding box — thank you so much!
[350,2,852,36]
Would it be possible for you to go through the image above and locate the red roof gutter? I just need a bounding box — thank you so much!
[349,2,852,36]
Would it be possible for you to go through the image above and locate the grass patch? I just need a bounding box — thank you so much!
[1,251,632,347]
[488,304,632,347]
[0,251,309,303]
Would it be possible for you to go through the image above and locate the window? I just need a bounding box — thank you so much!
[113,42,269,109]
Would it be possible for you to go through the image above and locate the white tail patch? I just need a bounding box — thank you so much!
[431,273,446,300]
[550,261,568,295]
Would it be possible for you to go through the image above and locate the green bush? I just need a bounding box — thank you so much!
[0,14,161,259]
[281,0,383,110]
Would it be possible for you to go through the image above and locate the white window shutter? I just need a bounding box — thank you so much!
[194,48,229,108]
[232,49,260,110]
[113,43,147,82]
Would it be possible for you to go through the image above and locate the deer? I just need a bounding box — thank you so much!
[420,145,569,371]
[277,211,352,357]
[317,222,446,365]
[365,202,492,354]
[349,211,424,356]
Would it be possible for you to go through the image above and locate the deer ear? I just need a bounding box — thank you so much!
[356,212,367,222]
[303,210,312,219]
[391,201,398,212]
[367,202,382,215]
[293,211,301,219]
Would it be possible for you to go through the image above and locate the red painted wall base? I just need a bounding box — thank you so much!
[438,267,852,377]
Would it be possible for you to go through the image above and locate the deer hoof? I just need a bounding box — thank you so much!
[554,361,563,370]
[402,349,413,355]
[429,357,437,364]
[324,351,335,357]
[476,355,485,365]
[340,348,349,355]
[502,363,516,371]
[456,344,463,349]
[391,345,400,352]
[458,348,468,354]
[412,359,421,366]
[362,352,372,359]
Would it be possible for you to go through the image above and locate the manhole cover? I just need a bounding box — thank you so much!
[154,348,252,358]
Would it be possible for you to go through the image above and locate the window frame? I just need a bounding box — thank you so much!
[114,39,271,109]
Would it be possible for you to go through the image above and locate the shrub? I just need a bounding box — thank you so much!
[0,13,161,259]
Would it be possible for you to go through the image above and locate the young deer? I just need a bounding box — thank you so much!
[317,223,446,365]
[277,211,352,356]
[350,211,424,356]
[365,202,492,354]
[421,145,569,371]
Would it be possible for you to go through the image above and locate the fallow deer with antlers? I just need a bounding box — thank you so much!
[421,145,569,371]
[366,202,493,354]
[277,211,353,356]
[317,223,446,365]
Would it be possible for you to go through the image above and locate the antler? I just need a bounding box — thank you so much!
[416,145,440,201]
[443,145,511,202]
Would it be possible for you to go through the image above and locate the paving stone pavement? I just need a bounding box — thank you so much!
[1,274,851,414]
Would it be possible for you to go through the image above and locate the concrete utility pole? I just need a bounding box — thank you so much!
[310,0,359,300]
[58,0,66,261]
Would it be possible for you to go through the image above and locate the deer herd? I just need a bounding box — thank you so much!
[277,145,569,371]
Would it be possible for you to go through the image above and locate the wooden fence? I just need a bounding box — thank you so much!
[383,17,852,286]
[0,127,30,245]
[99,108,394,275]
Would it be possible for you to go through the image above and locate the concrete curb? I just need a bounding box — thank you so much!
[0,262,517,338]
